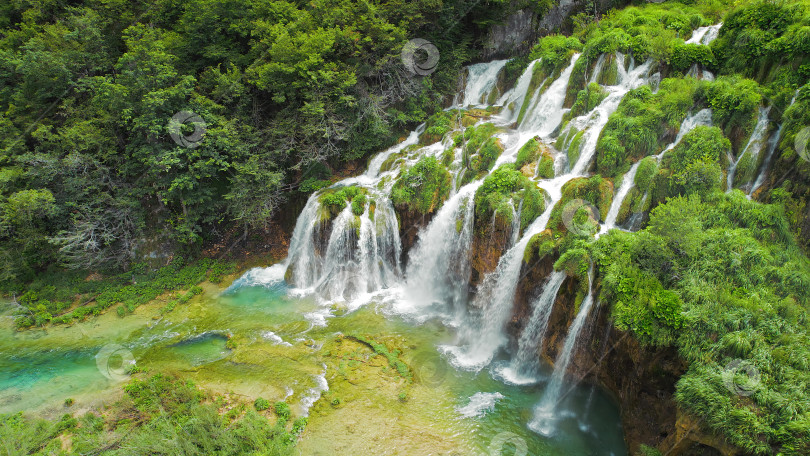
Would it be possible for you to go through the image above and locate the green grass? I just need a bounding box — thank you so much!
[0,374,303,455]
[590,192,810,454]
[11,258,233,329]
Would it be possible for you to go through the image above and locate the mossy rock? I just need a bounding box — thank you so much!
[516,137,556,179]
[596,54,619,86]
[548,175,614,236]
[523,230,556,264]
[318,186,369,221]
[474,164,548,234]
[391,156,452,216]
[563,83,608,123]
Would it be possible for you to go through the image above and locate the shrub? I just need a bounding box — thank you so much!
[474,165,547,233]
[253,397,270,411]
[390,156,452,215]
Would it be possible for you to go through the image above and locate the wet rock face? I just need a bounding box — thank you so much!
[482,9,539,60]
[469,215,513,287]
[394,206,436,266]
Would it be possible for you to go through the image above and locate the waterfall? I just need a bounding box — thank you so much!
[749,94,796,196]
[286,195,401,303]
[441,202,556,371]
[749,124,784,197]
[403,181,482,320]
[686,23,723,45]
[656,108,713,162]
[567,57,653,176]
[519,54,580,135]
[497,271,567,385]
[462,60,509,107]
[727,106,771,192]
[623,192,648,231]
[496,59,541,123]
[529,266,596,436]
[599,161,642,235]
[588,54,606,84]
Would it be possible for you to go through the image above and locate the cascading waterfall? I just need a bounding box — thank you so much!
[519,54,580,135]
[686,23,723,45]
[496,271,567,385]
[440,54,590,371]
[566,55,653,176]
[496,58,541,123]
[271,47,678,444]
[599,161,642,235]
[442,203,556,371]
[588,54,606,84]
[727,106,771,192]
[529,266,596,436]
[462,60,509,107]
[749,94,797,196]
[403,181,482,320]
[749,124,784,197]
[286,195,402,304]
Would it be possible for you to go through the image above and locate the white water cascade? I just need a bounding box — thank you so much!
[441,203,555,371]
[519,54,580,135]
[496,271,567,385]
[496,58,542,123]
[727,106,771,192]
[686,23,723,45]
[529,266,596,436]
[749,94,797,196]
[286,195,402,303]
[566,55,653,176]
[599,161,642,235]
[402,181,483,321]
[462,60,509,107]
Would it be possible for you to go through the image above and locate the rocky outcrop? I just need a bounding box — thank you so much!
[394,206,437,264]
[469,215,513,287]
[482,9,540,60]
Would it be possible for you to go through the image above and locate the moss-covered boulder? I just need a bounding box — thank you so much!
[390,156,452,256]
[391,156,452,216]
[457,123,505,185]
[563,82,608,125]
[516,137,556,179]
[469,165,548,284]
[548,176,613,238]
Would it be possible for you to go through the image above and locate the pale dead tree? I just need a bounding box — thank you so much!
[49,204,139,270]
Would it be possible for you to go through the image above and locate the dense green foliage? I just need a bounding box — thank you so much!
[458,122,504,184]
[318,185,371,220]
[391,156,451,215]
[474,164,547,233]
[515,137,555,179]
[592,193,810,454]
[596,78,699,177]
[11,257,232,328]
[0,374,304,455]
[0,0,528,285]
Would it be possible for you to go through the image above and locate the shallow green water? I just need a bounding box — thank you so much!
[0,277,626,455]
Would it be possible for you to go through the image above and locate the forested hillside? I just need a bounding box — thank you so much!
[0,0,554,284]
[2,0,810,455]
